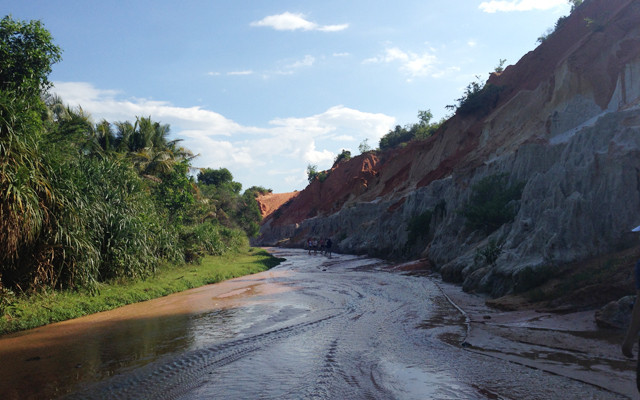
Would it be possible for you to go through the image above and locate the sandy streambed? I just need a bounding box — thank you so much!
[0,249,634,399]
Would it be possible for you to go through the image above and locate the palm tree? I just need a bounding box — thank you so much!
[115,120,136,153]
[119,116,195,177]
[94,119,117,153]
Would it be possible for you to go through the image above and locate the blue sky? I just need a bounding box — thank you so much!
[5,0,571,193]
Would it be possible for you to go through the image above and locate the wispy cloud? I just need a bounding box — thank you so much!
[207,56,314,79]
[227,70,254,76]
[364,46,438,80]
[51,82,394,190]
[250,12,348,32]
[479,0,568,13]
[287,55,315,69]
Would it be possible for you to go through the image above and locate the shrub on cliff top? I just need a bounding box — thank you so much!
[333,149,351,167]
[306,164,329,183]
[379,109,442,150]
[447,76,504,117]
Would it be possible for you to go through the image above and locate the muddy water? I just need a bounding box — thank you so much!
[0,249,631,399]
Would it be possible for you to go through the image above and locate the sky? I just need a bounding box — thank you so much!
[5,0,572,193]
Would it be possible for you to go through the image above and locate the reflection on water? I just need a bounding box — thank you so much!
[0,267,293,400]
[0,250,633,400]
[0,309,244,399]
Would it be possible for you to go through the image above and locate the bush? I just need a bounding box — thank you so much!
[406,201,446,246]
[451,79,504,117]
[379,110,441,150]
[179,223,248,264]
[474,239,504,267]
[380,125,415,150]
[462,173,524,234]
[306,164,329,183]
[358,139,371,154]
[333,149,351,167]
[407,211,433,246]
[245,186,272,196]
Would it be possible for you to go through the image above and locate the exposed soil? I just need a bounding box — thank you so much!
[256,192,300,218]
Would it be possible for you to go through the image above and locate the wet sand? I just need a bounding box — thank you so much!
[0,249,634,399]
[437,280,637,398]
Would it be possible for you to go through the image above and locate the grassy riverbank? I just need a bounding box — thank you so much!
[0,247,284,336]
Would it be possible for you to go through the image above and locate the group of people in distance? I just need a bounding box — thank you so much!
[306,237,333,257]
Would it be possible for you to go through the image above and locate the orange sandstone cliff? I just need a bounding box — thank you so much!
[256,0,640,311]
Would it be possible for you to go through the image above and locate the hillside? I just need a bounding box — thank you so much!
[256,191,300,219]
[255,0,640,315]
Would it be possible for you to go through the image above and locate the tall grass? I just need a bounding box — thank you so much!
[0,248,284,335]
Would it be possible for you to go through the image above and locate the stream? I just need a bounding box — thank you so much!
[0,248,632,399]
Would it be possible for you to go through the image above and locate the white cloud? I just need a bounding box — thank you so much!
[479,0,568,13]
[268,105,394,142]
[430,66,461,79]
[305,144,335,164]
[288,55,315,69]
[273,55,316,76]
[333,52,350,57]
[51,82,394,192]
[250,12,348,32]
[52,81,242,136]
[227,70,254,76]
[364,46,438,80]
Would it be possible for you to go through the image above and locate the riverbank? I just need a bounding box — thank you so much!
[439,280,637,398]
[0,248,285,336]
[386,258,637,398]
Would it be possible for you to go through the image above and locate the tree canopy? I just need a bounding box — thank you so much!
[198,167,234,187]
[0,16,61,96]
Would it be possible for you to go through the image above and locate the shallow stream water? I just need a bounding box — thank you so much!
[0,249,632,399]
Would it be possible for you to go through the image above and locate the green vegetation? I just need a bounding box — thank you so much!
[379,109,442,150]
[0,16,268,314]
[537,0,584,44]
[358,138,372,154]
[333,149,351,167]
[446,76,504,117]
[406,200,446,246]
[306,164,329,183]
[195,168,264,238]
[407,210,433,246]
[0,248,284,335]
[474,239,504,267]
[462,173,525,234]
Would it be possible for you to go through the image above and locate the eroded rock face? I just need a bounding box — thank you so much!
[256,0,640,298]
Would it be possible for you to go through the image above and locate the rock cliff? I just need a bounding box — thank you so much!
[255,0,640,308]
